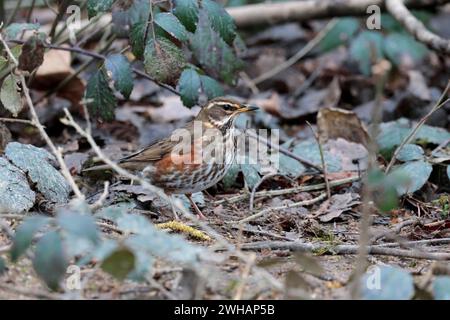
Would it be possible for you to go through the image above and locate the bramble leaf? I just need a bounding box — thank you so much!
[155,12,189,42]
[10,216,50,262]
[32,231,68,290]
[87,0,115,18]
[1,74,22,117]
[105,54,134,98]
[190,9,242,84]
[144,37,186,85]
[85,68,117,121]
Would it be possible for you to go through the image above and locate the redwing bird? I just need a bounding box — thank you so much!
[85,98,257,218]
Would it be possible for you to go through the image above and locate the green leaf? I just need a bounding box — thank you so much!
[240,157,261,190]
[1,74,23,117]
[360,266,414,300]
[105,54,133,98]
[5,23,40,39]
[32,231,68,290]
[293,140,342,172]
[349,31,384,76]
[85,68,117,121]
[389,160,432,196]
[367,169,399,212]
[199,75,224,99]
[10,216,50,262]
[433,276,450,300]
[222,163,240,189]
[101,247,135,281]
[396,144,425,162]
[126,0,150,25]
[173,0,199,32]
[178,68,224,107]
[5,142,71,204]
[0,157,35,214]
[190,9,242,84]
[0,256,6,275]
[87,0,115,18]
[155,12,189,42]
[130,21,146,59]
[57,211,99,245]
[144,37,186,85]
[384,32,428,67]
[377,118,450,155]
[179,68,201,107]
[318,18,359,52]
[203,0,236,44]
[18,34,45,72]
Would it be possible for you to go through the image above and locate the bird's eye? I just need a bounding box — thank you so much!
[222,104,232,111]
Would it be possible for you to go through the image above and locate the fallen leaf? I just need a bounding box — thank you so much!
[326,138,368,171]
[317,107,370,147]
[314,193,360,222]
[147,96,198,123]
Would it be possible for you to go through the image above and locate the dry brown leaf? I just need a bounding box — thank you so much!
[317,107,370,147]
[31,47,85,105]
[313,193,360,222]
[326,138,368,171]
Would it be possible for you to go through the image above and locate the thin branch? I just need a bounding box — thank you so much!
[306,121,331,199]
[249,173,295,211]
[252,19,337,84]
[238,240,450,261]
[385,81,450,173]
[0,33,84,200]
[0,117,36,125]
[237,193,327,224]
[214,176,359,205]
[370,218,420,244]
[226,0,450,27]
[90,181,110,211]
[245,129,324,173]
[386,0,450,53]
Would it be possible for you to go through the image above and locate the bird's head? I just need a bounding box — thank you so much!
[198,98,258,129]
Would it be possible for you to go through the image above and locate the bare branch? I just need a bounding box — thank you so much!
[386,0,450,53]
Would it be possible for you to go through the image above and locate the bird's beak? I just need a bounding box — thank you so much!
[238,104,258,113]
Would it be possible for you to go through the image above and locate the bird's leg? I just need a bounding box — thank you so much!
[170,195,180,220]
[186,193,206,219]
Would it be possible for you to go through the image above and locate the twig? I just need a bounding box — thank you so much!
[237,240,450,260]
[0,117,36,125]
[249,173,295,211]
[233,252,256,300]
[306,121,331,199]
[214,176,359,205]
[378,237,450,247]
[252,19,337,84]
[370,218,420,244]
[0,33,84,200]
[226,0,450,27]
[385,81,450,173]
[386,0,450,53]
[48,0,71,41]
[231,226,293,241]
[245,129,324,173]
[89,181,110,211]
[237,192,327,224]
